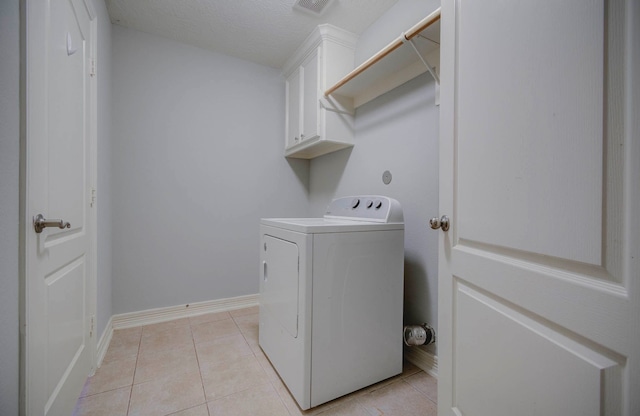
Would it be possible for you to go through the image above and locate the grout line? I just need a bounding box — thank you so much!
[400,377,438,408]
[190,324,210,415]
[401,370,438,405]
[271,378,296,416]
[164,403,209,416]
[126,329,142,415]
[354,394,377,416]
[125,385,133,416]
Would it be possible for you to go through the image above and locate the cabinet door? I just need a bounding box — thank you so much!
[301,49,319,141]
[285,68,301,148]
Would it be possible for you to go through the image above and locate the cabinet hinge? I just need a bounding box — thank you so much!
[89,316,94,338]
[90,187,97,207]
[90,59,96,77]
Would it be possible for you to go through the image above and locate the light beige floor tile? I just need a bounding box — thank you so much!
[200,354,270,401]
[128,369,205,416]
[139,325,193,354]
[249,345,264,359]
[254,349,281,383]
[73,386,131,416]
[142,318,190,336]
[80,355,137,397]
[189,311,231,326]
[76,315,438,415]
[191,318,240,345]
[245,330,260,351]
[271,378,341,416]
[134,342,199,385]
[229,306,259,318]
[315,399,371,416]
[352,359,418,396]
[404,371,437,403]
[357,379,437,416]
[232,313,258,334]
[102,327,141,364]
[112,326,142,341]
[167,404,209,416]
[195,333,252,367]
[400,360,421,378]
[207,383,288,416]
[353,374,404,396]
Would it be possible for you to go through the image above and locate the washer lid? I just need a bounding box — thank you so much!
[260,217,404,234]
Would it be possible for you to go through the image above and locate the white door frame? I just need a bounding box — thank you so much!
[20,0,99,413]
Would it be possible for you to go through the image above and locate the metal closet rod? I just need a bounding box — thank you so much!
[324,7,441,97]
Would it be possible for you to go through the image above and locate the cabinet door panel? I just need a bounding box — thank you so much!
[301,51,319,141]
[286,68,301,148]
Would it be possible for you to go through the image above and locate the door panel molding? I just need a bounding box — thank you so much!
[452,280,623,416]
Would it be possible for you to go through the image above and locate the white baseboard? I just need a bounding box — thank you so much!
[111,293,259,329]
[95,294,259,368]
[98,294,434,380]
[95,316,114,368]
[404,346,438,378]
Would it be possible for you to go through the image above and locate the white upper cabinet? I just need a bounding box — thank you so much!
[283,25,358,159]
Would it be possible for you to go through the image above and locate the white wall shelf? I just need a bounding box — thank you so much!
[325,8,441,109]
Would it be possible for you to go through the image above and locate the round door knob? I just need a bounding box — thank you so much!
[429,215,450,232]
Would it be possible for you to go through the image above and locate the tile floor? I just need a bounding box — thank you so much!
[74,307,437,416]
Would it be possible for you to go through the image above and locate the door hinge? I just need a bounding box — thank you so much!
[89,316,95,338]
[90,187,97,207]
[90,59,96,77]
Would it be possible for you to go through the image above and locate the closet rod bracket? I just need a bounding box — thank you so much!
[319,96,355,116]
[402,33,440,85]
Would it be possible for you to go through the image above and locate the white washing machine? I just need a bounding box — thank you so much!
[259,195,404,410]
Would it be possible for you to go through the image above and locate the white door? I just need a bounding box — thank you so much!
[24,0,96,414]
[438,1,639,415]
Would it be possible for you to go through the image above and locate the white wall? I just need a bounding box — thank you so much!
[309,0,440,355]
[0,1,20,413]
[111,26,309,314]
[95,0,113,338]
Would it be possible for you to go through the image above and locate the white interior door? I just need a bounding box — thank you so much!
[438,1,639,415]
[24,0,96,414]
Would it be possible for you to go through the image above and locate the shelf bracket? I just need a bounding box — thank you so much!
[402,33,440,85]
[319,96,355,116]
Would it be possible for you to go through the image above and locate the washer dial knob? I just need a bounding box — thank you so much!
[351,198,361,209]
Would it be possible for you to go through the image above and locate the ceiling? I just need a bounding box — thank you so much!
[105,0,400,69]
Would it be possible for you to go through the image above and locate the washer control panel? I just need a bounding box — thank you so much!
[324,195,403,223]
